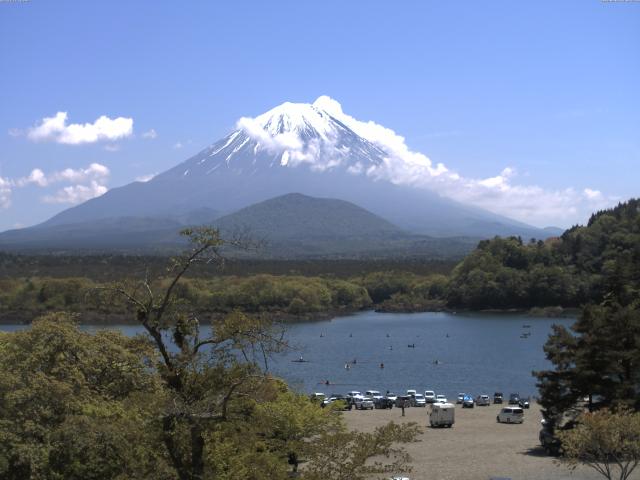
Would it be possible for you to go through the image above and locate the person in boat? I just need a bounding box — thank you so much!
[344,363,350,370]
[380,363,384,369]
[325,379,330,385]
[352,358,357,364]
[299,356,304,362]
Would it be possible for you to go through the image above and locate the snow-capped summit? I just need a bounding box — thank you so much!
[251,100,336,138]
[179,96,387,175]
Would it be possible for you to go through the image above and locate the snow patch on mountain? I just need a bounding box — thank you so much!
[235,96,450,186]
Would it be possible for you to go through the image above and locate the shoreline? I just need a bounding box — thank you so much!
[0,305,578,326]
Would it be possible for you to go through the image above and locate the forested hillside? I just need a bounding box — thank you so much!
[446,199,640,309]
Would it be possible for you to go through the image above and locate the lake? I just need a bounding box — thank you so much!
[0,311,573,400]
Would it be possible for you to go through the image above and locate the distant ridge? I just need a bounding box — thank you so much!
[0,193,479,258]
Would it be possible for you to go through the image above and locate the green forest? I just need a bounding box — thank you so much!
[447,199,640,309]
[1,199,639,322]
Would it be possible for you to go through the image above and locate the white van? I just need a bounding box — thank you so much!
[497,406,524,424]
[429,402,455,428]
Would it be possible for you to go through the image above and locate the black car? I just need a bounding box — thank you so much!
[395,395,411,408]
[374,397,394,409]
[509,393,520,405]
[493,392,503,404]
[519,396,530,409]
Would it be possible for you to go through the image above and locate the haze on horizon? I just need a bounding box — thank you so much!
[0,0,638,232]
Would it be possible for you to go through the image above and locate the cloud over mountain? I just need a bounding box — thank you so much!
[236,96,614,226]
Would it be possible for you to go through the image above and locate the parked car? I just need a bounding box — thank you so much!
[322,394,352,410]
[374,397,394,409]
[497,406,524,424]
[406,389,417,397]
[424,390,436,403]
[309,392,325,404]
[435,394,448,404]
[475,394,490,406]
[386,392,398,402]
[355,396,375,410]
[430,402,455,428]
[366,390,384,401]
[462,395,475,408]
[412,393,426,407]
[509,393,521,405]
[456,393,465,404]
[519,396,530,409]
[493,392,504,404]
[396,395,411,408]
[347,391,363,400]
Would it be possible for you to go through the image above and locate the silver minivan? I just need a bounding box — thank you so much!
[497,406,524,424]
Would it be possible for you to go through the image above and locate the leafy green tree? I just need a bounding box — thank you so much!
[535,301,640,421]
[556,409,640,480]
[0,313,169,480]
[106,227,419,480]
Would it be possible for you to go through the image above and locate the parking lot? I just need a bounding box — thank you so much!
[342,402,618,480]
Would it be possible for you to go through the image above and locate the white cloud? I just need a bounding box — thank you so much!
[2,163,111,206]
[142,129,157,139]
[17,163,110,188]
[237,96,617,226]
[8,128,22,137]
[583,188,603,200]
[173,142,183,149]
[43,180,108,204]
[135,173,156,182]
[104,144,120,152]
[0,176,12,208]
[26,112,133,145]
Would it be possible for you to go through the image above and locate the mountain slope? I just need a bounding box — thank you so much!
[215,193,402,240]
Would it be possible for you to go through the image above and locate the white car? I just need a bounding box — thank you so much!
[412,393,426,407]
[435,394,448,404]
[347,391,363,400]
[365,390,384,400]
[497,407,524,424]
[406,389,417,397]
[355,396,375,410]
[476,394,491,406]
[456,393,465,404]
[386,392,398,402]
[424,390,436,403]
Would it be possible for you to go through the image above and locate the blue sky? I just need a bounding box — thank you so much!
[0,0,638,231]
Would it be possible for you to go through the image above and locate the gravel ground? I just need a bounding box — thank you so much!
[343,402,638,480]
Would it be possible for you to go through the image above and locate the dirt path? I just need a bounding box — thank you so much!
[343,402,636,480]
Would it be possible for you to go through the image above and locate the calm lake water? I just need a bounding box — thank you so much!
[1,311,574,400]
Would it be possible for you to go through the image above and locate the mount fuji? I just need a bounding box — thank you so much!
[0,97,561,255]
